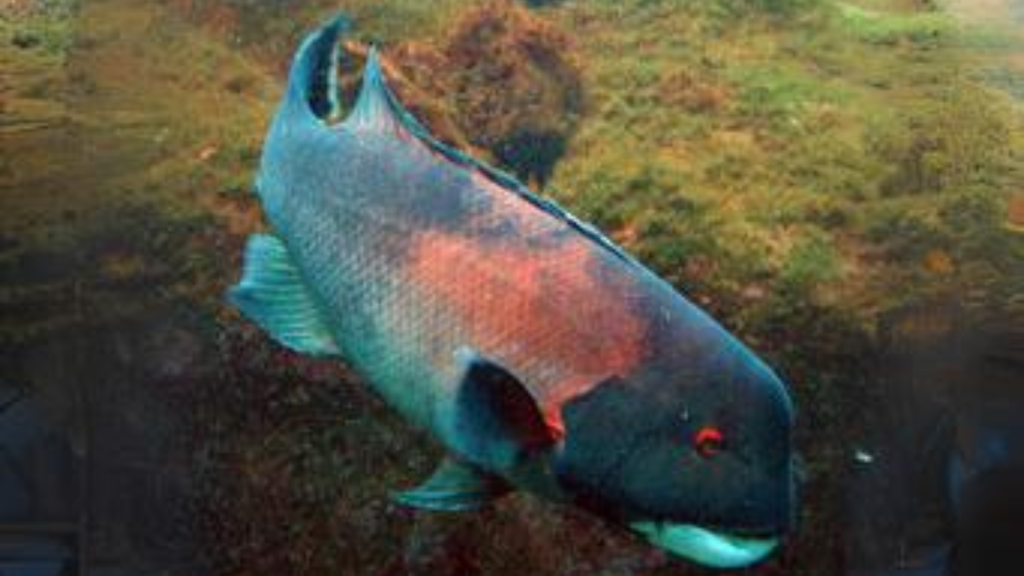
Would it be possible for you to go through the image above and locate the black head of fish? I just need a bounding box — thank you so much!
[552,342,796,567]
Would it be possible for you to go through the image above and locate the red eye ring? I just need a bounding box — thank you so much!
[694,426,724,457]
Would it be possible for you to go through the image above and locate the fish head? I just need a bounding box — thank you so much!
[552,343,797,568]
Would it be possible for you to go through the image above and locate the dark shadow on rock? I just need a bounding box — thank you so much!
[493,130,568,187]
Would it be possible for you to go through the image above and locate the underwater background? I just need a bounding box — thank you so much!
[1,0,1022,574]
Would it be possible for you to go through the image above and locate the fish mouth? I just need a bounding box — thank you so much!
[629,521,780,569]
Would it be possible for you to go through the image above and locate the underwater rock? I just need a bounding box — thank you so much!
[440,0,583,185]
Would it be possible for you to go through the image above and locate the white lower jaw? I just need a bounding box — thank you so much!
[629,521,779,569]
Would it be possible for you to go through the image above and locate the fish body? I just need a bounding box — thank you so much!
[230,17,796,569]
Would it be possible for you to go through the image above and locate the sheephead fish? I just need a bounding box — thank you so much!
[228,16,797,569]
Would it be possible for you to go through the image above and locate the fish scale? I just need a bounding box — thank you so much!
[273,102,640,430]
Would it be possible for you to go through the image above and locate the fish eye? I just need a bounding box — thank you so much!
[694,426,725,458]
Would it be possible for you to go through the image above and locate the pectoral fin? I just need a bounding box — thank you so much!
[447,348,557,472]
[393,456,510,512]
[227,234,340,357]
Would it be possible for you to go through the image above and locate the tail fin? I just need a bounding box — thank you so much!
[280,14,349,125]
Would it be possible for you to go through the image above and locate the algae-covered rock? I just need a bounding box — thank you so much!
[440,0,583,185]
